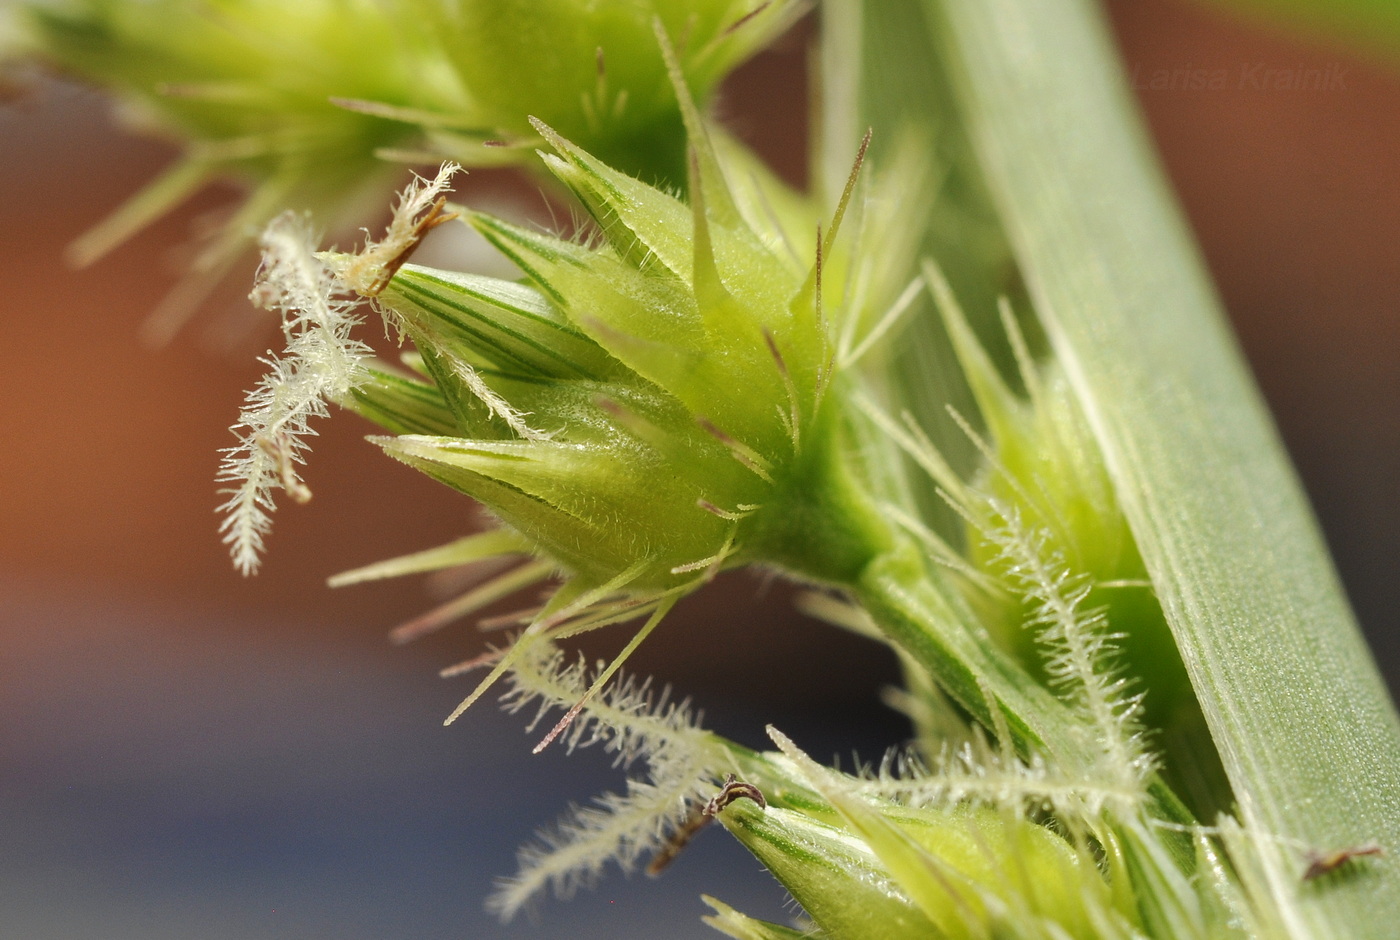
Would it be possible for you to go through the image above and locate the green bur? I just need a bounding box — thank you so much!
[708,729,1125,940]
[19,0,797,204]
[716,802,1111,939]
[430,0,803,185]
[20,0,434,276]
[360,118,886,597]
[15,0,798,338]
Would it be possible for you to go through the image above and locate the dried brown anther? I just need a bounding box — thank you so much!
[645,774,766,876]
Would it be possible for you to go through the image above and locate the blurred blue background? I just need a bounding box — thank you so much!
[0,579,814,939]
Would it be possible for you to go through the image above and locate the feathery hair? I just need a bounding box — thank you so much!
[978,497,1155,791]
[217,213,370,574]
[486,641,726,920]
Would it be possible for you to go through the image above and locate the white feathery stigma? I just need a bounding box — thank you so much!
[981,499,1154,791]
[217,212,371,574]
[485,641,727,921]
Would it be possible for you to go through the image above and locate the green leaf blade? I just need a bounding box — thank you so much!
[927,0,1400,932]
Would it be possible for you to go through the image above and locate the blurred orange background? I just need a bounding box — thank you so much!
[1,2,1395,937]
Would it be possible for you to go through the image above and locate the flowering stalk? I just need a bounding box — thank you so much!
[228,94,1267,934]
[213,11,1395,926]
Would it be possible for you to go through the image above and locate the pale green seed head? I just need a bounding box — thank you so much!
[428,0,802,185]
[360,125,890,594]
[17,0,801,336]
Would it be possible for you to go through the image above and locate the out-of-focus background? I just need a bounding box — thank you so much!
[1,2,1395,937]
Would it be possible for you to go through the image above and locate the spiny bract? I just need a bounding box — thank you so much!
[338,109,901,731]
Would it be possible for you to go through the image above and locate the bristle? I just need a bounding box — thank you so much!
[687,148,732,311]
[442,351,550,440]
[696,417,774,482]
[653,17,738,226]
[388,560,553,645]
[532,598,677,753]
[328,97,481,130]
[697,499,756,522]
[478,605,546,632]
[840,274,923,368]
[724,2,772,37]
[669,535,736,577]
[821,129,872,261]
[67,158,211,269]
[763,328,802,447]
[439,648,505,678]
[328,528,530,587]
[853,395,975,510]
[442,565,649,726]
[923,259,1018,440]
